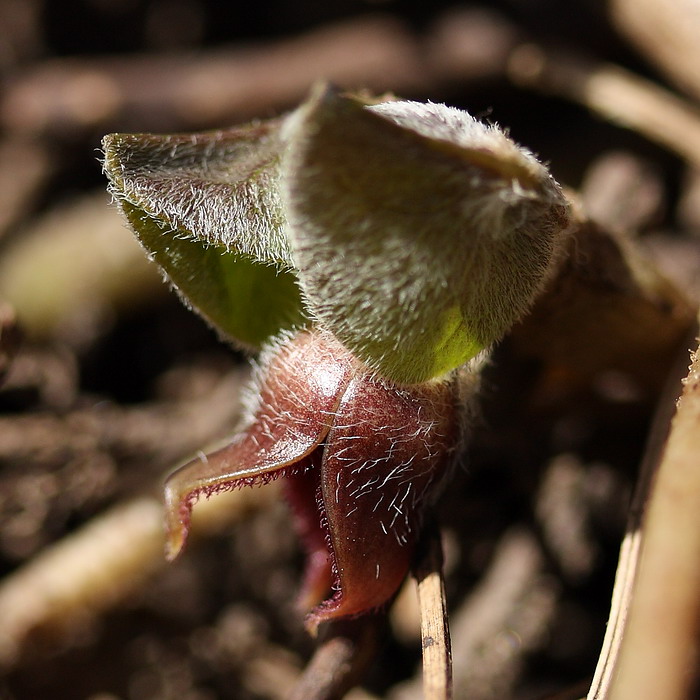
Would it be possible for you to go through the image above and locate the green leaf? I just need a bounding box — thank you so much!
[120,201,306,349]
[103,124,292,265]
[281,86,571,383]
[103,124,307,349]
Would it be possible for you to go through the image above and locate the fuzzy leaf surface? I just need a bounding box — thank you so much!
[104,125,306,348]
[282,87,570,383]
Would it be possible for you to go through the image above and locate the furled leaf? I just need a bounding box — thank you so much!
[103,125,307,349]
[281,85,571,383]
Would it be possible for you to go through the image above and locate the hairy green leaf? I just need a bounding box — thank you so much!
[104,86,571,380]
[104,125,307,349]
[121,201,306,348]
[281,86,571,383]
[103,124,291,264]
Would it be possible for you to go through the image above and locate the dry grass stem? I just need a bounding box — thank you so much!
[0,16,427,135]
[607,330,700,699]
[412,524,452,700]
[588,329,700,699]
[0,497,163,667]
[0,139,52,239]
[579,151,663,234]
[535,455,598,582]
[0,191,163,341]
[241,646,303,700]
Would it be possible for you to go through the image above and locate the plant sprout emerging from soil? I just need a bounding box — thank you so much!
[102,84,571,633]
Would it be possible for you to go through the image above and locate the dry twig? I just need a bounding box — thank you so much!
[0,485,279,668]
[579,151,663,234]
[287,617,382,700]
[0,138,52,239]
[0,191,162,341]
[413,522,453,700]
[0,16,429,135]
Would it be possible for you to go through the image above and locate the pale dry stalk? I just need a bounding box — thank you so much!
[0,485,277,667]
[607,330,700,699]
[413,524,452,700]
[588,325,700,699]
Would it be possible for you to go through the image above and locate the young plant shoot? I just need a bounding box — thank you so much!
[103,84,571,632]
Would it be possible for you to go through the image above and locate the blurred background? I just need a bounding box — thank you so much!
[0,1,699,698]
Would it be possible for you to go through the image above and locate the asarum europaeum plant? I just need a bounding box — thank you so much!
[102,84,571,632]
